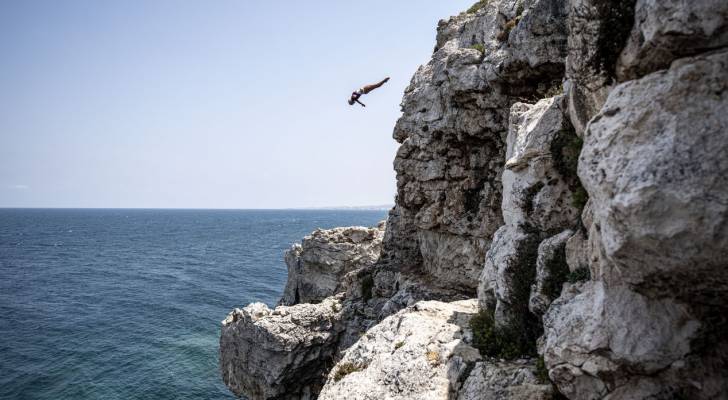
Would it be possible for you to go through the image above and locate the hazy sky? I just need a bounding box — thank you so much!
[0,0,474,208]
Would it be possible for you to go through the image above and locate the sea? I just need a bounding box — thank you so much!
[0,208,388,400]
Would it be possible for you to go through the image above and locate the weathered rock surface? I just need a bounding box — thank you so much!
[564,0,635,136]
[542,50,728,399]
[540,282,719,399]
[318,300,480,400]
[478,95,581,325]
[579,50,728,294]
[220,297,344,400]
[617,0,728,81]
[280,224,385,306]
[221,1,728,399]
[457,360,554,400]
[501,97,581,231]
[316,299,555,400]
[384,0,569,295]
[529,229,573,316]
[219,224,472,400]
[485,0,568,92]
[478,225,529,311]
[389,20,507,292]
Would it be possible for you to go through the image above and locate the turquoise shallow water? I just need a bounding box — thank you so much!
[0,208,387,400]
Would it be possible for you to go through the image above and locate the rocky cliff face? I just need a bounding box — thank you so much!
[280,224,385,306]
[220,1,728,399]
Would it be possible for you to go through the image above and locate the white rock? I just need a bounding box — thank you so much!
[457,360,554,400]
[219,297,344,400]
[280,224,384,305]
[385,0,570,293]
[617,0,728,80]
[541,282,701,398]
[318,300,480,400]
[529,229,573,316]
[541,49,728,398]
[564,0,628,136]
[502,96,581,231]
[479,95,581,323]
[418,230,488,291]
[579,50,728,292]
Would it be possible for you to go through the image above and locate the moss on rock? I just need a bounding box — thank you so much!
[467,0,490,14]
[567,267,590,283]
[550,120,589,214]
[593,0,637,79]
[541,242,570,301]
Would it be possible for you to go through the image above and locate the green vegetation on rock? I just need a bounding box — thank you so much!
[550,124,589,213]
[541,243,570,301]
[515,1,525,17]
[470,308,539,359]
[498,18,519,41]
[471,231,542,360]
[467,0,490,14]
[333,362,364,382]
[594,0,637,79]
[571,186,588,211]
[551,131,582,181]
[542,83,563,98]
[567,267,591,283]
[535,356,549,384]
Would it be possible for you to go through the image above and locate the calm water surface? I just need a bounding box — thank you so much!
[0,209,387,400]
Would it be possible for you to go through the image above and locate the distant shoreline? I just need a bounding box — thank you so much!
[0,206,394,211]
[293,205,393,211]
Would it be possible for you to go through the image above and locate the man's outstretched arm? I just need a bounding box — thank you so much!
[356,99,366,107]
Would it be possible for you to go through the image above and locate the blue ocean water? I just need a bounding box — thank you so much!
[0,208,387,400]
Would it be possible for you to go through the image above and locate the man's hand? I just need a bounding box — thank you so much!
[356,99,366,107]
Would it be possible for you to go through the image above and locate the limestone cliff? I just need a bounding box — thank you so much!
[220,1,728,399]
[279,224,385,306]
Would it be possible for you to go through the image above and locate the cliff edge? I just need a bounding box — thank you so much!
[220,0,728,399]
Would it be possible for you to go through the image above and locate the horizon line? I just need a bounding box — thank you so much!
[0,205,394,211]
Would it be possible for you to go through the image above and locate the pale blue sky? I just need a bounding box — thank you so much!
[0,0,474,208]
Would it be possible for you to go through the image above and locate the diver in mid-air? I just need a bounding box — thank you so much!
[348,77,390,107]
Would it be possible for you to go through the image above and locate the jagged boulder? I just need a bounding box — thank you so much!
[541,282,703,399]
[389,7,508,291]
[479,225,533,311]
[318,300,481,400]
[317,299,555,400]
[478,95,582,326]
[579,50,728,293]
[387,0,560,293]
[280,224,385,306]
[219,297,344,400]
[529,229,573,316]
[457,360,554,400]
[617,0,728,81]
[564,0,635,136]
[543,50,728,398]
[501,97,581,231]
[484,0,569,91]
[382,0,573,295]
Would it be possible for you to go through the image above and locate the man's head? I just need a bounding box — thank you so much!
[348,98,355,105]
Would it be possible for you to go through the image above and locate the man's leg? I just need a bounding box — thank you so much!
[362,77,390,94]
